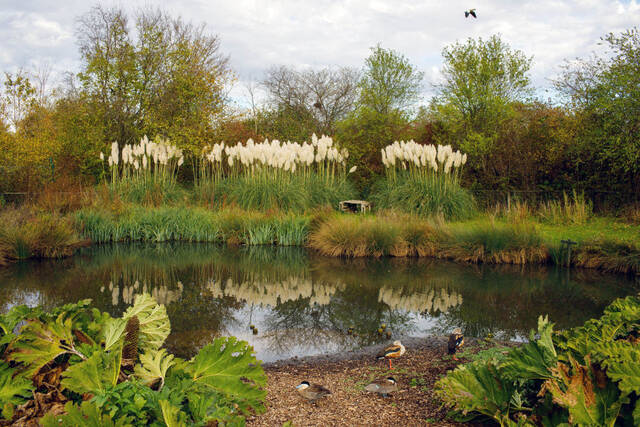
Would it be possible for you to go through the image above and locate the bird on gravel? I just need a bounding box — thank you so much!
[464,8,477,18]
[448,328,464,360]
[365,377,398,397]
[296,381,331,402]
[376,340,405,370]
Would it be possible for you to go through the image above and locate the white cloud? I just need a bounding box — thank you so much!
[0,0,637,101]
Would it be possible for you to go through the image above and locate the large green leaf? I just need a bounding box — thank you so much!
[501,316,558,381]
[60,349,122,395]
[434,359,515,424]
[8,315,86,377]
[186,337,266,416]
[159,399,188,427]
[134,348,175,390]
[122,294,170,352]
[103,318,127,352]
[40,401,133,427]
[602,345,640,396]
[0,362,32,420]
[542,357,622,427]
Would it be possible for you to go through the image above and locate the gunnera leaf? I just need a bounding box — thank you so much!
[40,401,132,427]
[122,294,170,352]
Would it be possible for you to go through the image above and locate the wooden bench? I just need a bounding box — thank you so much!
[339,200,371,213]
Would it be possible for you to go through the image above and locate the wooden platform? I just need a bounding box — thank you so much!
[339,200,371,213]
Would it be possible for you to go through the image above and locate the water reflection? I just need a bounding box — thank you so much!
[0,243,637,362]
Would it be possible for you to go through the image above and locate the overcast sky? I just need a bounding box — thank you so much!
[1,0,638,105]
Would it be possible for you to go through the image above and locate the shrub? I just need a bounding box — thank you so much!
[1,294,266,425]
[435,294,640,425]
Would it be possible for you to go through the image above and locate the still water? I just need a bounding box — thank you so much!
[1,244,637,362]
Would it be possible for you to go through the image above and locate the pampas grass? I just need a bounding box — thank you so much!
[195,135,356,211]
[372,141,475,220]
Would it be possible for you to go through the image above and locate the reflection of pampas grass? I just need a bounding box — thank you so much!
[379,286,462,313]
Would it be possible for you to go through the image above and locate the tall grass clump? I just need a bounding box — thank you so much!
[443,221,550,264]
[196,135,357,211]
[0,207,86,261]
[74,206,311,246]
[371,141,475,220]
[308,212,440,257]
[100,136,186,205]
[537,190,592,224]
[572,238,640,275]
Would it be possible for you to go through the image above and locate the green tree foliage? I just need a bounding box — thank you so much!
[358,45,424,115]
[431,35,533,187]
[555,27,640,204]
[75,5,233,156]
[337,45,423,190]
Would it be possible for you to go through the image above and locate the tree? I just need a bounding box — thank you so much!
[262,66,359,136]
[554,27,640,205]
[75,6,233,153]
[358,45,424,115]
[434,35,532,133]
[431,35,533,178]
[1,70,37,131]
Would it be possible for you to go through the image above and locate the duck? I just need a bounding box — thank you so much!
[448,328,464,360]
[365,377,398,397]
[376,340,405,370]
[295,381,331,402]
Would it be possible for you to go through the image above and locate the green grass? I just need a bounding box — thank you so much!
[0,207,86,261]
[196,173,356,212]
[370,174,476,220]
[74,206,311,246]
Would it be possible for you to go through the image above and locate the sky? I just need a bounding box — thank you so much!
[1,0,638,106]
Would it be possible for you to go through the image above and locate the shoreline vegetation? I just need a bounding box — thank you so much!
[1,193,639,275]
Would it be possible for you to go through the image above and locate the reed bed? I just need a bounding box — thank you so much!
[0,207,86,261]
[571,238,640,275]
[441,222,550,265]
[371,141,475,219]
[74,207,311,246]
[308,212,440,257]
[492,191,592,225]
[310,213,550,265]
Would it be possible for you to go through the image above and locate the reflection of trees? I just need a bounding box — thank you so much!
[0,243,638,360]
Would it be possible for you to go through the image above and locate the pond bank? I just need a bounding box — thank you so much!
[249,337,499,426]
[2,205,639,276]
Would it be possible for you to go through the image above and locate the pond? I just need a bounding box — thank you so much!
[1,243,638,362]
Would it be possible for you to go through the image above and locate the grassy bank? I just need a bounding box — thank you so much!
[1,197,639,276]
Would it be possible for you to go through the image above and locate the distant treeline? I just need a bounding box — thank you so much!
[0,5,638,209]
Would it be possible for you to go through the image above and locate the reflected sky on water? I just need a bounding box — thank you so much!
[1,243,638,362]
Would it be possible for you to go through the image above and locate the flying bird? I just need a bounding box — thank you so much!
[296,381,331,402]
[448,328,464,360]
[376,340,406,370]
[365,377,398,397]
[464,8,477,18]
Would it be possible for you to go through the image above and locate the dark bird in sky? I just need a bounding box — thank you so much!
[465,9,477,18]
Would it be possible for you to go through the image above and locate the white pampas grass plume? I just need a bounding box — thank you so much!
[100,152,104,161]
[349,166,357,173]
